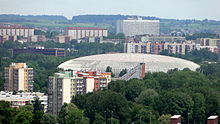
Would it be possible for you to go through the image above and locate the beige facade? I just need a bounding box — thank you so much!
[66,27,108,40]
[198,38,220,53]
[0,27,34,37]
[124,41,196,55]
[4,63,33,92]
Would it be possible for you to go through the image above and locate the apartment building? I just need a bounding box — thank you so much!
[198,38,220,53]
[65,27,108,40]
[124,41,196,55]
[48,70,111,115]
[141,35,186,43]
[4,63,33,92]
[0,91,47,112]
[0,25,35,43]
[116,17,160,36]
[0,26,34,37]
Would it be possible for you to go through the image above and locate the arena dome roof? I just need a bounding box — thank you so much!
[58,53,200,74]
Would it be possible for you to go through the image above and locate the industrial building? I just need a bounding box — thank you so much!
[12,46,65,57]
[4,63,33,92]
[58,53,199,74]
[116,17,160,36]
[48,70,111,115]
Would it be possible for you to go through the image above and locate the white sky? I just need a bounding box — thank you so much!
[0,0,219,20]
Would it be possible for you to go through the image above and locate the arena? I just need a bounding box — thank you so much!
[58,53,200,75]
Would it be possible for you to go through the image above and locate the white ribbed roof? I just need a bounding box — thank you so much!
[58,53,200,73]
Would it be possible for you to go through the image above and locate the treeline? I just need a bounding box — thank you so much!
[71,66,220,124]
[0,14,68,23]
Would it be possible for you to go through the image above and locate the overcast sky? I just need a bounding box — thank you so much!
[0,0,220,20]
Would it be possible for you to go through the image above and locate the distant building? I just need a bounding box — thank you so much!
[12,46,65,57]
[48,70,111,115]
[4,63,33,92]
[198,38,220,53]
[0,35,17,43]
[65,27,108,40]
[170,115,181,124]
[207,116,218,124]
[141,35,186,43]
[0,91,47,112]
[55,35,71,43]
[29,35,46,42]
[116,17,160,36]
[124,41,196,55]
[0,25,34,43]
[0,25,34,37]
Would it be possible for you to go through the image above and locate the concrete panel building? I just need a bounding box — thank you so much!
[4,63,33,92]
[124,41,196,55]
[116,17,160,36]
[198,38,220,53]
[48,70,111,115]
[65,27,108,40]
[0,26,34,37]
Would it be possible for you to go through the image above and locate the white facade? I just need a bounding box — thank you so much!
[117,18,160,36]
[66,27,108,40]
[0,91,47,112]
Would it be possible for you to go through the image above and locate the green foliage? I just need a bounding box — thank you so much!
[158,114,172,124]
[72,90,129,123]
[107,117,120,124]
[58,103,89,124]
[41,113,57,124]
[185,32,219,40]
[14,110,33,124]
[93,113,105,124]
[135,89,159,106]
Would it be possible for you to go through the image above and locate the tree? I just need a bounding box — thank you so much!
[158,114,172,124]
[93,113,105,124]
[192,93,205,124]
[107,117,120,124]
[14,110,33,124]
[125,79,145,101]
[158,91,194,123]
[135,89,159,106]
[32,97,44,124]
[58,103,89,124]
[41,113,57,124]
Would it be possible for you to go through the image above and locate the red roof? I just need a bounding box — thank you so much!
[67,27,106,30]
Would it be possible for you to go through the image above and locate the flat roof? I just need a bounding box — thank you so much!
[208,116,218,119]
[171,115,181,119]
